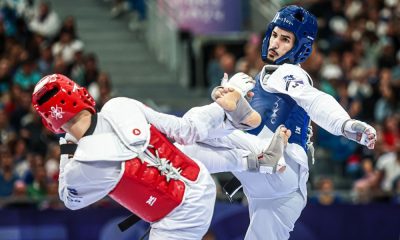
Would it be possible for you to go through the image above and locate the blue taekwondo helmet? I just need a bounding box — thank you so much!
[261,5,318,64]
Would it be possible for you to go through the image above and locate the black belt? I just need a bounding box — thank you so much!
[222,177,242,202]
[117,214,144,233]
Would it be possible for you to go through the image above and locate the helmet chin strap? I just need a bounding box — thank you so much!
[265,46,294,65]
[277,58,292,65]
[265,56,291,65]
[264,58,275,64]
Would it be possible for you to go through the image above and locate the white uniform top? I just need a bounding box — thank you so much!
[260,64,349,137]
[233,63,351,198]
[58,97,231,210]
[182,64,353,240]
[236,64,351,239]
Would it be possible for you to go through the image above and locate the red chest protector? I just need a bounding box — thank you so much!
[108,125,200,222]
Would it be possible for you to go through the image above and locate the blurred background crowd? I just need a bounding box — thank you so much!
[0,0,400,213]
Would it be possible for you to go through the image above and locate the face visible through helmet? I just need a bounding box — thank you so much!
[266,27,295,63]
[31,74,96,134]
[261,5,318,65]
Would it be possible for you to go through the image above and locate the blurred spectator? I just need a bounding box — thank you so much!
[110,0,129,18]
[341,51,358,80]
[52,56,68,75]
[219,53,236,75]
[9,89,32,132]
[6,42,27,68]
[336,81,362,119]
[374,83,396,123]
[362,30,381,68]
[352,158,379,204]
[302,44,324,83]
[0,58,13,95]
[376,144,400,193]
[127,0,147,31]
[129,0,146,21]
[4,179,37,209]
[13,179,27,197]
[0,19,5,56]
[2,84,21,116]
[319,62,343,98]
[310,0,346,50]
[0,148,18,197]
[346,150,363,179]
[381,115,400,152]
[235,33,264,77]
[16,18,36,58]
[207,44,227,92]
[88,72,113,109]
[28,1,60,39]
[14,150,29,181]
[20,107,51,156]
[110,0,147,30]
[37,44,53,75]
[69,48,85,86]
[309,177,342,205]
[0,108,16,145]
[207,51,238,93]
[1,3,19,37]
[52,31,84,66]
[44,142,59,180]
[379,67,394,87]
[391,50,400,87]
[1,0,35,20]
[41,181,63,209]
[27,164,48,202]
[22,152,38,185]
[372,124,387,157]
[10,137,28,168]
[83,53,99,87]
[207,50,238,94]
[377,41,397,69]
[56,16,78,41]
[392,176,400,204]
[347,66,373,101]
[13,59,41,90]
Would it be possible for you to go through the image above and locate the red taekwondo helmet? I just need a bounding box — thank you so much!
[32,74,96,134]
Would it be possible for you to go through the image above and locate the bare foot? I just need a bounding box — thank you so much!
[214,87,241,112]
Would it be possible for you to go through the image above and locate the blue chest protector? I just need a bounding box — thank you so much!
[247,74,311,151]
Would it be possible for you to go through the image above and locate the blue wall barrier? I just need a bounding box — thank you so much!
[294,203,400,240]
[0,202,399,240]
